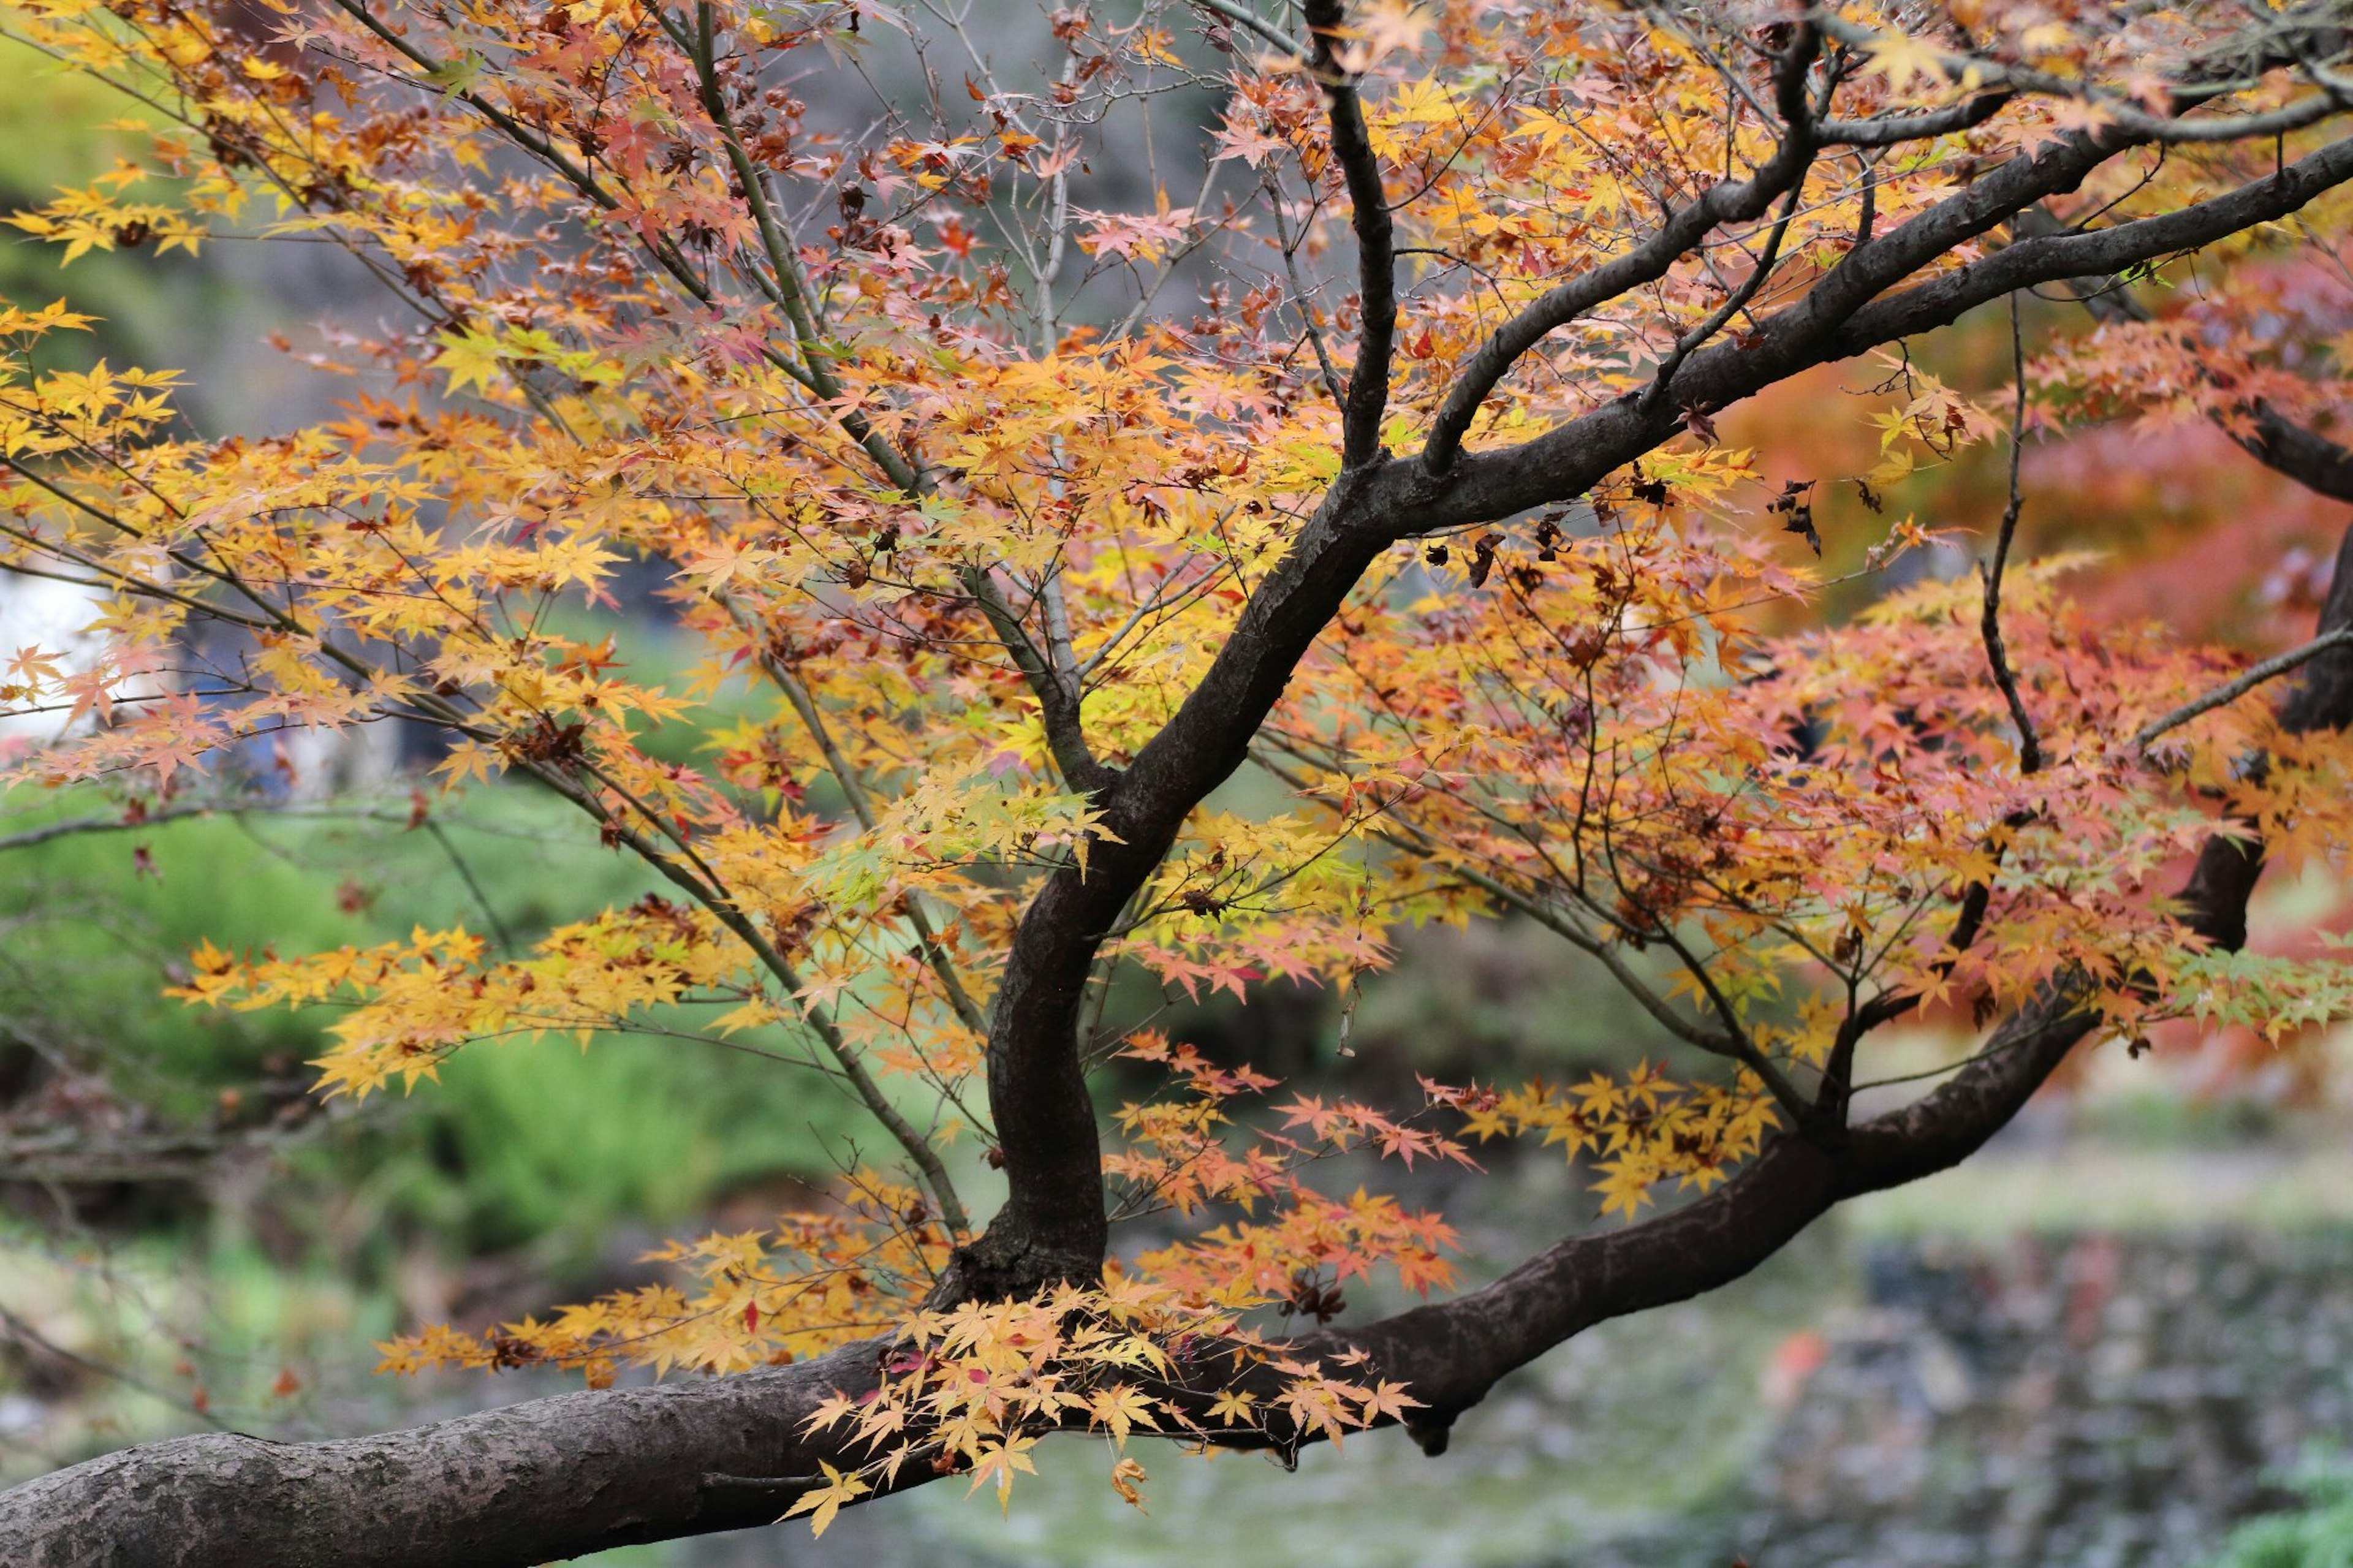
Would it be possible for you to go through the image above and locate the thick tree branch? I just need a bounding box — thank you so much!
[2025,204,2353,506]
[1392,121,2143,528]
[1304,0,1398,472]
[1817,87,2011,147]
[960,463,1403,1292]
[961,118,2353,1293]
[0,1347,887,1568]
[29,12,2353,1566]
[1637,171,1813,420]
[1386,130,2353,536]
[2243,401,2353,502]
[1820,137,2353,361]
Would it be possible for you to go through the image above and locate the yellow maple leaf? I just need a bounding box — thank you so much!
[783,1462,871,1538]
[1865,31,1949,93]
[431,329,507,398]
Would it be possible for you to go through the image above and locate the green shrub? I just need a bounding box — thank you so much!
[2211,1451,2353,1568]
[2,784,863,1256]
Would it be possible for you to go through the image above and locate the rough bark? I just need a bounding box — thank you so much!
[2244,404,2353,504]
[0,1354,880,1568]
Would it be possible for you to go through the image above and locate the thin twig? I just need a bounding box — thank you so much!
[1640,169,1811,414]
[1185,0,1309,61]
[1980,292,2045,776]
[1264,174,1346,411]
[423,819,520,955]
[2134,624,2353,752]
[0,1305,234,1431]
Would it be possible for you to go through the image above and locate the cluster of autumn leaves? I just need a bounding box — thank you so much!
[6,0,2353,1522]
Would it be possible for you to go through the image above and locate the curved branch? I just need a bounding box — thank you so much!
[2244,400,2353,503]
[1821,136,2353,360]
[1320,517,2353,1436]
[20,521,2353,1563]
[1383,128,2353,536]
[1817,88,2012,147]
[956,468,1403,1291]
[2023,207,2353,502]
[959,117,2353,1290]
[1421,25,1822,475]
[34,62,2349,1568]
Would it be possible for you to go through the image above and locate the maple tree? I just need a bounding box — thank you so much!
[6,0,2353,1561]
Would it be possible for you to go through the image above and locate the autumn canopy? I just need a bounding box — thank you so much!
[5,0,2353,1561]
